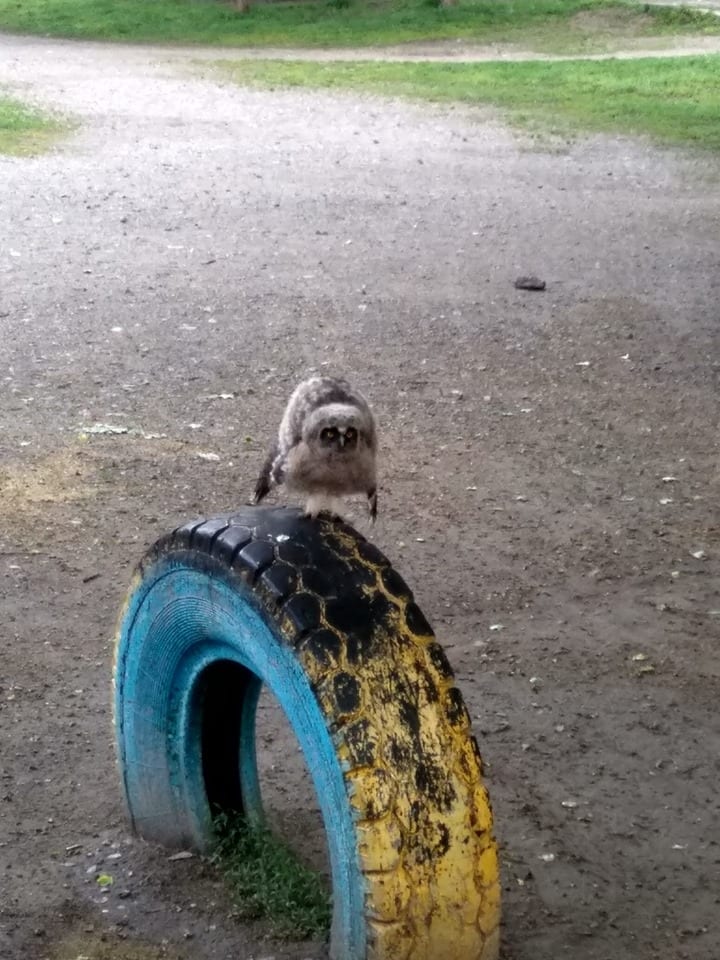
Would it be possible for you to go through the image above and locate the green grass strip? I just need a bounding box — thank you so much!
[211,814,331,940]
[0,0,718,49]
[0,94,65,155]
[217,54,720,151]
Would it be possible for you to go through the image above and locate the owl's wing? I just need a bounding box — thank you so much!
[278,384,310,450]
[253,442,282,504]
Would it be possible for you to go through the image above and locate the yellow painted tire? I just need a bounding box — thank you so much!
[114,506,500,960]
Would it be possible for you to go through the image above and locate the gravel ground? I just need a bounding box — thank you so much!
[1,31,719,960]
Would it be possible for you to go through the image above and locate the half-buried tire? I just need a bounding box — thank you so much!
[113,506,500,960]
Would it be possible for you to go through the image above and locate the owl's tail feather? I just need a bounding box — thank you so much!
[253,473,271,505]
[253,443,280,505]
[368,487,378,522]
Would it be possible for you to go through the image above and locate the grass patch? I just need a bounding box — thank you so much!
[211,813,331,940]
[216,54,720,151]
[0,0,718,50]
[538,5,720,54]
[0,94,65,155]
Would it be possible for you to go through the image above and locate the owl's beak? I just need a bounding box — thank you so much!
[338,433,346,448]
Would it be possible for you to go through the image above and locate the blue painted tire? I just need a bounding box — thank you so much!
[114,506,500,960]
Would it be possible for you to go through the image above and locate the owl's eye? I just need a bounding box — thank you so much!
[320,427,337,443]
[344,427,357,443]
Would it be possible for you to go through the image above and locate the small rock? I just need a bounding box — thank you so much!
[514,276,546,291]
[168,850,194,861]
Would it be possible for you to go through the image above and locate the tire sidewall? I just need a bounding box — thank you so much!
[114,552,365,958]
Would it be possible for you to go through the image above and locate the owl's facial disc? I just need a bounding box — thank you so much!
[319,424,358,451]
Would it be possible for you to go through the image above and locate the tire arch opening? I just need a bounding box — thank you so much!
[196,658,259,816]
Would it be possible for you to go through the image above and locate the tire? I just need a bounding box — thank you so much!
[114,506,500,960]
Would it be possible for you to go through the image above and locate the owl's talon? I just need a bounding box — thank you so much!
[305,509,344,523]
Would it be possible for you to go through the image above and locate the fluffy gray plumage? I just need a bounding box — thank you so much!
[253,376,378,519]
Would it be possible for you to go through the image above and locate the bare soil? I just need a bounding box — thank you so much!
[1,31,719,960]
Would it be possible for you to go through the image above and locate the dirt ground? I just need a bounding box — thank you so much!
[1,31,719,960]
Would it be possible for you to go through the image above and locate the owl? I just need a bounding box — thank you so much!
[253,376,378,520]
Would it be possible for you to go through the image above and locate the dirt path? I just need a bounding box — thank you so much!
[3,25,720,66]
[1,31,719,960]
[169,34,720,62]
